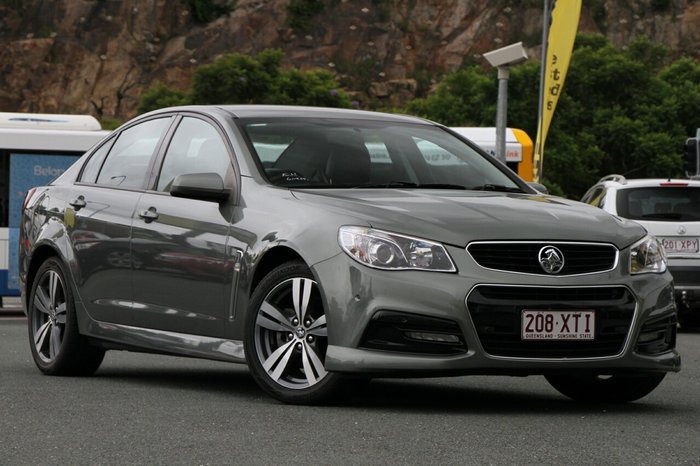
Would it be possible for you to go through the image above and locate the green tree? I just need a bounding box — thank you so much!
[403,34,700,198]
[405,65,494,126]
[659,58,700,136]
[547,34,687,194]
[137,82,189,114]
[137,49,350,113]
[190,49,283,104]
[268,68,351,107]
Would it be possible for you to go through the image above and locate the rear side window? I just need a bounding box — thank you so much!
[79,139,114,184]
[617,186,700,222]
[95,118,170,188]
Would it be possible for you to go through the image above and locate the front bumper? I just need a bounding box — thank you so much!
[313,246,680,376]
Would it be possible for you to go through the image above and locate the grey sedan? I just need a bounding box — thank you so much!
[19,106,680,404]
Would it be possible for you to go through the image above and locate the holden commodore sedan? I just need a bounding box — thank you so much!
[20,105,679,404]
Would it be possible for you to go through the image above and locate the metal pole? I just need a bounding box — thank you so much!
[495,66,509,164]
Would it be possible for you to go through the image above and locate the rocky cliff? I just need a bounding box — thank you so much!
[1,0,699,120]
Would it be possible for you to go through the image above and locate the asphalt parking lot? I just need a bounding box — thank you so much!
[1,314,699,465]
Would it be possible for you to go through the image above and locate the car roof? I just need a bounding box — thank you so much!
[143,105,433,125]
[596,176,700,189]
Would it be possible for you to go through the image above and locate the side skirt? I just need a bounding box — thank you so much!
[87,321,247,363]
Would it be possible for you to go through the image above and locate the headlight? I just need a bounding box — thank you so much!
[630,235,667,274]
[338,226,456,272]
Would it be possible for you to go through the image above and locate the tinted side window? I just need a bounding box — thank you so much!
[96,118,170,188]
[79,139,114,184]
[157,117,233,192]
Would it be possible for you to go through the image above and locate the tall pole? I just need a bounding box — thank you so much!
[495,67,510,164]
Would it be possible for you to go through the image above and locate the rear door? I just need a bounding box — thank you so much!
[129,114,240,337]
[69,116,173,324]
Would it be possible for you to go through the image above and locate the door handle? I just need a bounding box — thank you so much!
[69,196,86,210]
[138,207,159,222]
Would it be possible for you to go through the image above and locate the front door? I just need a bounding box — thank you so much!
[129,116,238,337]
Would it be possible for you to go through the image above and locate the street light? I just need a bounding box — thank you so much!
[483,42,528,164]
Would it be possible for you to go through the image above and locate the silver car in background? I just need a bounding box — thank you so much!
[20,106,679,404]
[582,175,700,327]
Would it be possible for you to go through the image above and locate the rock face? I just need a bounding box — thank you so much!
[0,0,698,120]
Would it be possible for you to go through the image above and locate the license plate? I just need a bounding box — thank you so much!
[521,310,595,340]
[659,237,699,254]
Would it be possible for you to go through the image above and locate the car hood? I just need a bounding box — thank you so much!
[292,189,646,249]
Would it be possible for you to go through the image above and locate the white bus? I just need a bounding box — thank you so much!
[0,112,109,298]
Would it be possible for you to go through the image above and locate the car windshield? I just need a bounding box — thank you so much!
[617,186,700,222]
[239,117,523,191]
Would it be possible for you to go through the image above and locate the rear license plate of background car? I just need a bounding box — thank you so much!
[521,310,595,340]
[659,237,699,254]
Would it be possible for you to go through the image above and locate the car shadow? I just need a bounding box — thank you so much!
[343,378,678,415]
[94,364,264,399]
[92,364,679,414]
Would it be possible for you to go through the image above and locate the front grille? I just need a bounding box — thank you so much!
[467,286,635,358]
[467,242,618,275]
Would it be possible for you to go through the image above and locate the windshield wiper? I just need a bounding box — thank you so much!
[416,183,468,190]
[470,184,524,193]
[353,181,467,189]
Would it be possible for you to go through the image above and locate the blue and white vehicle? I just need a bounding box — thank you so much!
[0,112,108,299]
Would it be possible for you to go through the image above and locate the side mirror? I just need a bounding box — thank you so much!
[528,182,549,194]
[170,172,230,202]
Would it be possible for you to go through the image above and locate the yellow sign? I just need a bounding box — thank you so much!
[533,0,582,182]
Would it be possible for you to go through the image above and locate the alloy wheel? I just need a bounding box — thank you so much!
[31,269,67,363]
[254,277,328,389]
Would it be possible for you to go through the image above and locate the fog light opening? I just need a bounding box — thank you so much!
[637,331,664,343]
[404,331,460,343]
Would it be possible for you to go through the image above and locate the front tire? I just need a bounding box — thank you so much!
[545,373,666,403]
[27,257,105,376]
[244,261,351,404]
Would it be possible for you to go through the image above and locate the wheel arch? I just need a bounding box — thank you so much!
[250,246,306,296]
[25,244,62,302]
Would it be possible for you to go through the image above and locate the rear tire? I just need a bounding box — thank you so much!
[545,373,666,403]
[244,261,357,404]
[27,257,105,376]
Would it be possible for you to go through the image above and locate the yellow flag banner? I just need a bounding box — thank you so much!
[533,0,582,182]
